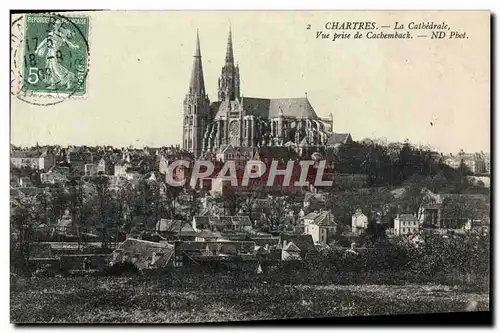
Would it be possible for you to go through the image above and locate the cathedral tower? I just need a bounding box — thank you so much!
[183,31,210,157]
[218,26,240,101]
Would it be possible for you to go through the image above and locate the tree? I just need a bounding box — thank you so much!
[90,175,112,248]
[116,179,135,234]
[239,186,265,224]
[11,196,38,274]
[357,219,388,247]
[262,196,291,232]
[219,186,243,216]
[164,183,182,218]
[34,188,52,227]
[180,188,202,220]
[50,185,69,224]
[440,196,486,229]
[458,159,473,177]
[399,176,435,220]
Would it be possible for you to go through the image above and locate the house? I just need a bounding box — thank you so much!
[215,145,255,168]
[40,166,70,184]
[114,160,131,177]
[443,150,488,174]
[192,215,252,232]
[111,238,175,269]
[158,155,169,175]
[156,219,197,241]
[302,210,336,244]
[303,192,328,211]
[210,178,233,194]
[10,150,56,171]
[84,163,98,176]
[97,158,107,174]
[326,132,353,148]
[278,233,316,259]
[174,240,256,262]
[18,176,34,188]
[464,219,490,234]
[194,230,224,242]
[419,191,490,228]
[281,241,302,261]
[251,237,280,247]
[56,209,74,235]
[394,214,419,236]
[68,151,93,175]
[352,208,368,235]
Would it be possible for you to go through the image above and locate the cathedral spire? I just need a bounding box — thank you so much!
[218,25,240,102]
[225,24,234,65]
[189,29,205,95]
[195,29,201,57]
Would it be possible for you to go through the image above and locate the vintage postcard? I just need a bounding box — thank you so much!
[10,10,491,324]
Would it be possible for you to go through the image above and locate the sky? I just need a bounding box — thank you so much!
[11,10,490,154]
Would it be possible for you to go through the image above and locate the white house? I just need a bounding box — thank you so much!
[97,158,106,174]
[114,161,130,177]
[159,155,169,175]
[394,214,420,236]
[302,210,336,244]
[351,208,368,234]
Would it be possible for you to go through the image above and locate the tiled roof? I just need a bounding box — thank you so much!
[398,214,418,221]
[69,152,93,162]
[196,230,222,238]
[326,133,352,146]
[303,210,335,226]
[193,215,252,227]
[252,237,279,246]
[11,150,45,158]
[215,97,319,119]
[283,241,301,252]
[303,211,321,220]
[112,238,174,269]
[269,98,318,118]
[179,241,256,254]
[315,211,336,226]
[179,241,207,252]
[304,192,328,202]
[241,98,270,118]
[279,233,316,252]
[156,219,196,235]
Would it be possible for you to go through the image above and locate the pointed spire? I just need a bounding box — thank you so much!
[225,24,234,64]
[195,29,201,57]
[189,30,205,96]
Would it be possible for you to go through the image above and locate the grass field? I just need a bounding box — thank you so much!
[10,274,489,323]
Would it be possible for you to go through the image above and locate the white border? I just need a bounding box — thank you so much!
[2,1,497,332]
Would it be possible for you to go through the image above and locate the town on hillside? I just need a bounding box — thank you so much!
[10,139,490,276]
[10,11,491,324]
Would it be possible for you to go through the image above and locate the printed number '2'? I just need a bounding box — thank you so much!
[28,67,39,84]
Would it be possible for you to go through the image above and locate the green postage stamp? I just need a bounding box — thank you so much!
[12,13,90,105]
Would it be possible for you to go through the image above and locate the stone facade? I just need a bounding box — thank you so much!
[182,28,341,158]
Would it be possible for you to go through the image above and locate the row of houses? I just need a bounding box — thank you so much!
[111,232,318,271]
[11,145,194,177]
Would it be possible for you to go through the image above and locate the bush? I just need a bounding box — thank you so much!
[104,262,141,276]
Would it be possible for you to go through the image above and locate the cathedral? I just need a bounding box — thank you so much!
[182,28,350,158]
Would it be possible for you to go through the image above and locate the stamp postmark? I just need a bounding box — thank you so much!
[11,13,90,106]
